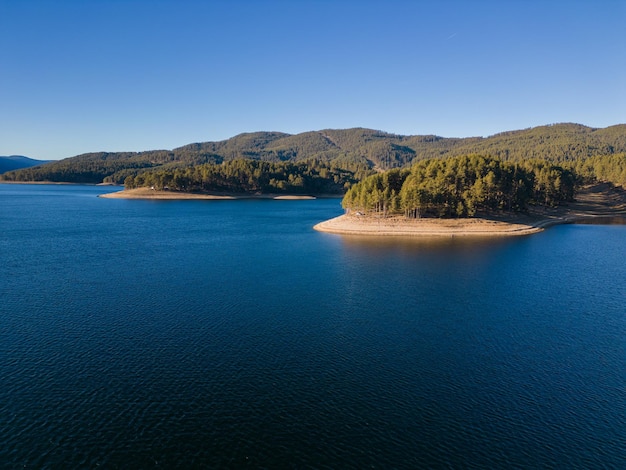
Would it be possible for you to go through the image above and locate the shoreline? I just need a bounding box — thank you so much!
[98,187,322,200]
[314,183,626,238]
[0,180,106,185]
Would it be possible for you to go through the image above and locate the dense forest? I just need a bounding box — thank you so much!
[1,123,625,185]
[123,159,360,195]
[342,155,577,218]
[572,153,626,188]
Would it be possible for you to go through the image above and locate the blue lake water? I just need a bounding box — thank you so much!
[1,183,625,468]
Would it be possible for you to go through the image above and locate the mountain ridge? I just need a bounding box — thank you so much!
[2,123,625,184]
[0,156,51,174]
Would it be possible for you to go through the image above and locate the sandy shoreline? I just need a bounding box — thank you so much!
[314,183,626,238]
[314,215,547,237]
[99,188,318,200]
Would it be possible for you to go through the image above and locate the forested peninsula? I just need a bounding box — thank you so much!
[314,154,626,237]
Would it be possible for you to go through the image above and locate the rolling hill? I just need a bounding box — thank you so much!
[0,156,50,174]
[1,123,625,185]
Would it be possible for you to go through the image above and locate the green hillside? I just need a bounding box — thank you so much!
[2,123,625,185]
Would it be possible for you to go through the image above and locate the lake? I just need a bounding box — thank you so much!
[1,183,625,468]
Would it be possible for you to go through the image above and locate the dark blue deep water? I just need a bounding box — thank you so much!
[1,184,625,468]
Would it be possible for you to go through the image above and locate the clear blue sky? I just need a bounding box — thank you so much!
[1,0,625,160]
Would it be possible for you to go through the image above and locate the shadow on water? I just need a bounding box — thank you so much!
[572,215,626,225]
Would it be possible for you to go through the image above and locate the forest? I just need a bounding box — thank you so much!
[342,155,580,218]
[123,159,361,195]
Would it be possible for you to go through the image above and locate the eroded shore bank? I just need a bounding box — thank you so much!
[99,188,318,200]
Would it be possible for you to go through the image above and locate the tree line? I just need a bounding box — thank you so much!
[123,159,362,195]
[572,153,626,188]
[342,155,577,218]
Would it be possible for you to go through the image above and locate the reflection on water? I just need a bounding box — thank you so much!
[338,233,515,251]
[335,215,626,255]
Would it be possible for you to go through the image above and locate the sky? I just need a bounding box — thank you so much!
[1,0,625,160]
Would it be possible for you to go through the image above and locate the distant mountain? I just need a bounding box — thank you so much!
[1,123,625,184]
[0,156,51,174]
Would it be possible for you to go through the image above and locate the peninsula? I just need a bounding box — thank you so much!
[314,183,626,237]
